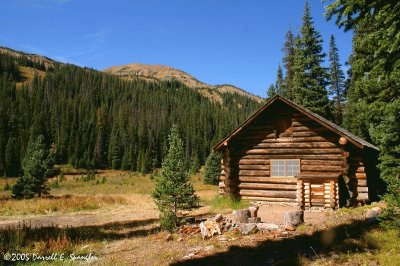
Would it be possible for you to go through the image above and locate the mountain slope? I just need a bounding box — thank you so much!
[104,63,263,103]
[0,46,262,175]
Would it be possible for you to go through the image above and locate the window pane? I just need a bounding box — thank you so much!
[285,160,299,176]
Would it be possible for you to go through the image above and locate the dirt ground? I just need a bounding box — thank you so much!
[0,200,327,229]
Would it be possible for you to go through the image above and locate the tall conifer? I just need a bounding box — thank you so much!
[328,34,346,125]
[293,2,331,118]
[152,125,199,230]
[282,30,296,99]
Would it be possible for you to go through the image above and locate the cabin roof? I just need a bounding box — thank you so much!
[213,95,379,151]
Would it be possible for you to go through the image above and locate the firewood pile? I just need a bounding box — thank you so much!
[177,206,301,240]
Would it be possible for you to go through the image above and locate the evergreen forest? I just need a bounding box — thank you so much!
[0,49,261,176]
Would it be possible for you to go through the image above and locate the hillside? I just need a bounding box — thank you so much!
[0,46,262,175]
[104,63,263,103]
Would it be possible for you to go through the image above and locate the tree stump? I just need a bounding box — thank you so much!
[232,209,250,223]
[284,210,304,227]
[249,206,259,218]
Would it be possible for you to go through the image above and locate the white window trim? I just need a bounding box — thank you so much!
[270,159,300,177]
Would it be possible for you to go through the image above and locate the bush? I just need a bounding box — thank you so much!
[159,210,178,232]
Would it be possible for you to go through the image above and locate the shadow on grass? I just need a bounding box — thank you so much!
[173,219,380,266]
[0,211,215,255]
[0,218,159,254]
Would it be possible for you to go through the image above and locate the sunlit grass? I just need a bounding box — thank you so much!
[0,195,127,216]
[205,195,250,213]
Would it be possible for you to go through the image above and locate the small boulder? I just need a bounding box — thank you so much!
[240,223,257,235]
[232,209,251,223]
[256,223,279,231]
[284,210,304,227]
[365,207,383,220]
[248,217,261,223]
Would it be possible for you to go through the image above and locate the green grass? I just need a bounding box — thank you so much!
[208,195,250,213]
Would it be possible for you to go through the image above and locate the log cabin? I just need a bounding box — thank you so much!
[214,95,382,209]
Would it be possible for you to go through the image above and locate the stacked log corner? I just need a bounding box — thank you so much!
[219,147,239,200]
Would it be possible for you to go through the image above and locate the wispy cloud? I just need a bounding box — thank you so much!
[84,29,108,45]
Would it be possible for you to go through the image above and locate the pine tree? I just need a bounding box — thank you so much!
[4,136,19,177]
[328,34,346,125]
[282,29,296,99]
[190,155,201,175]
[12,135,55,199]
[293,2,331,119]
[152,125,199,230]
[275,65,285,96]
[326,0,400,227]
[266,84,276,99]
[202,151,221,185]
[108,128,122,169]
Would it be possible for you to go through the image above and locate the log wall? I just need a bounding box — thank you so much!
[218,103,370,208]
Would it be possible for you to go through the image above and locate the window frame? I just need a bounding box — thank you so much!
[270,159,300,177]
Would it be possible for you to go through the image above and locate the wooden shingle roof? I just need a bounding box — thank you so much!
[213,95,379,151]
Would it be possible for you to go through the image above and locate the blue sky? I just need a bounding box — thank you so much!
[1,0,351,97]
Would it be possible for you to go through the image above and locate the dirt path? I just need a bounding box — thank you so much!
[0,200,327,229]
[0,194,213,229]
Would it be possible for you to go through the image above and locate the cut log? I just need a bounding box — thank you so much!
[239,164,270,170]
[252,142,338,149]
[293,126,328,132]
[239,189,296,198]
[232,209,250,223]
[238,177,297,184]
[356,167,365,173]
[239,182,296,190]
[241,196,296,203]
[301,165,342,172]
[238,159,269,165]
[297,172,341,178]
[355,173,367,179]
[251,136,337,143]
[357,186,369,193]
[240,148,343,155]
[339,137,348,146]
[239,154,343,160]
[284,211,304,227]
[301,160,342,166]
[249,206,259,218]
[293,131,335,137]
[239,170,270,176]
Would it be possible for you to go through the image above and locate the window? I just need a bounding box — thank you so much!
[271,159,299,177]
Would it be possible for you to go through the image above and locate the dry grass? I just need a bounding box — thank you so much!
[0,195,127,216]
[15,66,46,89]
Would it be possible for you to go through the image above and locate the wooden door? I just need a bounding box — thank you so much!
[297,178,339,209]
